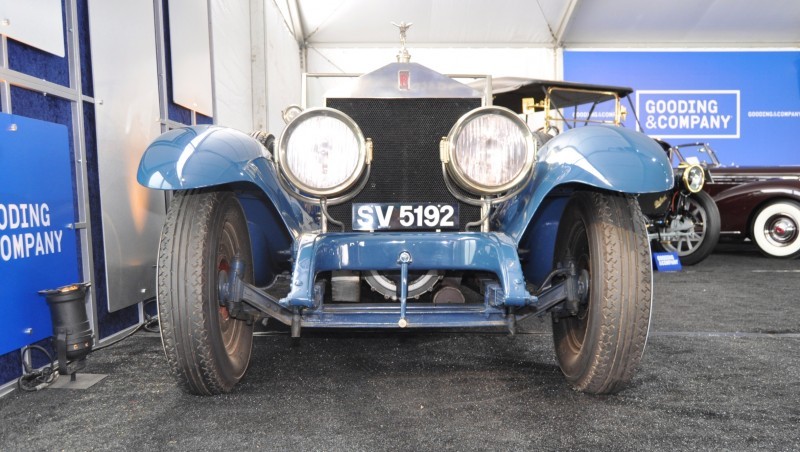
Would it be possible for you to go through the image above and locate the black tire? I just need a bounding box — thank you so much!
[659,191,720,265]
[750,200,800,259]
[552,191,652,395]
[158,190,254,395]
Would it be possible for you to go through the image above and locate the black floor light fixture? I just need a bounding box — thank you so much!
[34,282,106,389]
[39,282,93,378]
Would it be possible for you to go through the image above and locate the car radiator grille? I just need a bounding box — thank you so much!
[325,98,482,231]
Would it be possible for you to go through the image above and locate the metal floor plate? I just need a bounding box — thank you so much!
[48,373,108,390]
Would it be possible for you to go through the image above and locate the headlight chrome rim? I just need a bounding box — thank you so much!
[277,107,367,197]
[681,164,705,193]
[445,106,536,195]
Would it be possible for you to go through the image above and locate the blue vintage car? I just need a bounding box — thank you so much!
[137,39,673,396]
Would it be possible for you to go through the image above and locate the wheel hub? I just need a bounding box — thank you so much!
[668,215,695,232]
[766,216,798,244]
[217,260,234,326]
[577,268,590,304]
[660,196,708,256]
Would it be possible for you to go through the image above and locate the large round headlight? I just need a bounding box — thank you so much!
[278,107,367,197]
[682,164,705,193]
[445,106,535,195]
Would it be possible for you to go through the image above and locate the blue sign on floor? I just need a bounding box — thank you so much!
[653,252,683,272]
[0,113,80,355]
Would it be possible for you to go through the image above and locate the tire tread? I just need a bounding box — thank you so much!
[158,190,251,395]
[553,191,652,395]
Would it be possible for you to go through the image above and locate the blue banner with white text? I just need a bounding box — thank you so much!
[0,113,80,355]
[564,51,800,166]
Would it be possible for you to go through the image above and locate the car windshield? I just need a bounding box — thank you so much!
[544,87,622,130]
[485,78,634,133]
[669,143,721,168]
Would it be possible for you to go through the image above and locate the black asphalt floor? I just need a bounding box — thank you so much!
[1,242,798,450]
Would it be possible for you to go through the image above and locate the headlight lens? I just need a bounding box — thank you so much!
[446,106,535,194]
[682,164,705,193]
[278,108,366,197]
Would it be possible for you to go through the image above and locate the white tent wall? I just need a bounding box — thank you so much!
[294,1,800,50]
[306,46,557,78]
[211,0,301,135]
[263,0,303,135]
[213,0,800,133]
[304,46,557,108]
[211,0,253,131]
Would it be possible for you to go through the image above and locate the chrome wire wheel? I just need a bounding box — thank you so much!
[660,191,720,266]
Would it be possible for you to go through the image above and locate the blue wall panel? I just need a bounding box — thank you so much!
[0,113,80,355]
[563,51,800,166]
[77,0,94,97]
[0,350,22,386]
[196,112,214,125]
[9,86,80,231]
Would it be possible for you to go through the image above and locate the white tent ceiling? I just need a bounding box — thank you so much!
[288,0,800,48]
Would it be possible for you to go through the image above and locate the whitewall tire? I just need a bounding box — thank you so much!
[751,200,800,259]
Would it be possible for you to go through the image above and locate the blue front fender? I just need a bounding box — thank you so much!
[137,125,314,238]
[497,125,673,243]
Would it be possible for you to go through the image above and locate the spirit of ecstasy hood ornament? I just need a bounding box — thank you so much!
[391,21,413,63]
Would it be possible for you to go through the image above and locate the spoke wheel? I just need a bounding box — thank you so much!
[552,191,652,395]
[158,190,254,395]
[751,200,800,259]
[660,191,720,265]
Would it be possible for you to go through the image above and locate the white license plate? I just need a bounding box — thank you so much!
[352,203,459,231]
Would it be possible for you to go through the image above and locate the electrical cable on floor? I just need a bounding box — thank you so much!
[17,298,159,393]
[93,316,159,352]
[142,297,160,333]
[17,345,59,392]
[143,315,160,333]
[93,298,159,351]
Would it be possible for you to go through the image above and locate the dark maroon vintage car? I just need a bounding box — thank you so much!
[672,143,800,259]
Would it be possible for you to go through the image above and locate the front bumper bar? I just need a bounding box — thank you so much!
[282,232,532,308]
